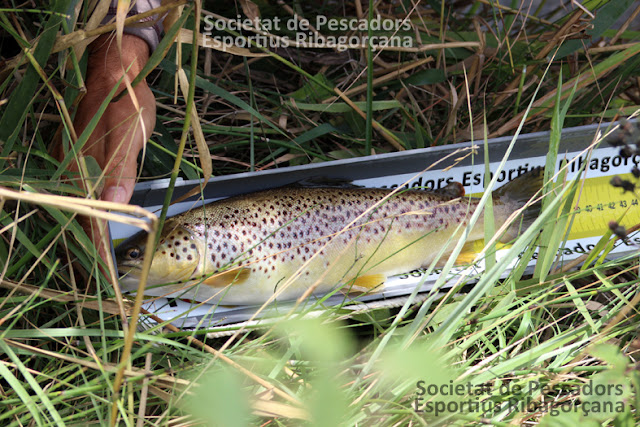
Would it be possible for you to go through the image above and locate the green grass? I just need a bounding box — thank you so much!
[1,1,640,425]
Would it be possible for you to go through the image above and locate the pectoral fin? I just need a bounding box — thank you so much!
[343,274,386,294]
[202,268,250,288]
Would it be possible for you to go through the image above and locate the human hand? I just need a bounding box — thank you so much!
[54,33,156,271]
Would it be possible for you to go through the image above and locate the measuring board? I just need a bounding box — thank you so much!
[111,121,640,329]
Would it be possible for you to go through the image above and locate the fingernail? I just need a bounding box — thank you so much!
[102,186,128,204]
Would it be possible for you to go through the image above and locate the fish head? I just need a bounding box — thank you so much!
[115,220,201,288]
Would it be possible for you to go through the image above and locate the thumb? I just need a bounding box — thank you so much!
[102,183,134,204]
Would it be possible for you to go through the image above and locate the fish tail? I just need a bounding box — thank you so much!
[492,167,544,241]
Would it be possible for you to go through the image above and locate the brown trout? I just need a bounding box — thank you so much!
[116,168,543,304]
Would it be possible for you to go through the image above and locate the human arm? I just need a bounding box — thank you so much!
[53,32,156,267]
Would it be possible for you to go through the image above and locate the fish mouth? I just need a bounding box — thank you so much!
[116,263,142,278]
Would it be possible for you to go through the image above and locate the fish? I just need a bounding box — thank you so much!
[115,168,544,305]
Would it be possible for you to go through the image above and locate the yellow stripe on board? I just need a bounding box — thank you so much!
[471,174,640,242]
[567,174,640,240]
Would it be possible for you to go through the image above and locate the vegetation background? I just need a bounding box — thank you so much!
[0,0,640,425]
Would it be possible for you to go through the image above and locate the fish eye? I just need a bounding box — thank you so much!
[126,247,141,260]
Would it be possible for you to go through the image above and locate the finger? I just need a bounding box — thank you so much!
[78,214,114,281]
[101,86,156,204]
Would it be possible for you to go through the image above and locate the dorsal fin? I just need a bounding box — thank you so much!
[434,182,465,198]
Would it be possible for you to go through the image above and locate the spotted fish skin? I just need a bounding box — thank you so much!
[116,168,543,304]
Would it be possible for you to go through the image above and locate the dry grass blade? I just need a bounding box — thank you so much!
[0,279,129,315]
